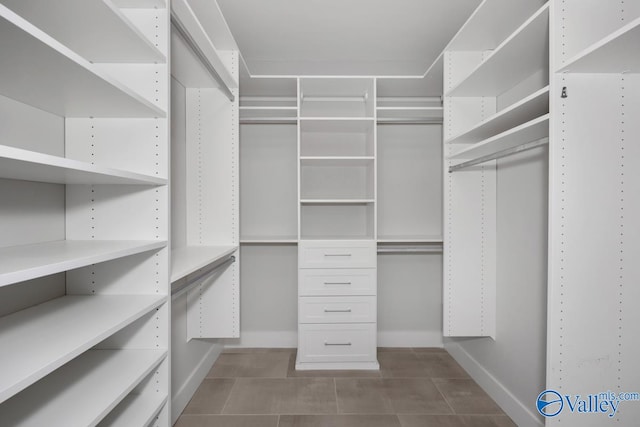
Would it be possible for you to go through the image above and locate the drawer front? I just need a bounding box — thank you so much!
[299,268,376,296]
[297,323,377,364]
[299,240,376,269]
[299,296,376,324]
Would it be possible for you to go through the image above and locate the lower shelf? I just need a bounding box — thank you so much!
[97,392,167,427]
[0,349,167,427]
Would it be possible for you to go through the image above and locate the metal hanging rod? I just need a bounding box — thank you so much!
[448,138,549,173]
[377,246,443,254]
[171,255,236,298]
[301,94,369,102]
[171,5,235,102]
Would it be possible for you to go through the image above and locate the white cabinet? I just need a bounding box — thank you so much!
[0,1,171,425]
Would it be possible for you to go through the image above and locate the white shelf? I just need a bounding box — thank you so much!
[97,393,167,427]
[300,156,374,167]
[558,16,640,73]
[446,87,549,145]
[376,106,443,121]
[170,245,237,283]
[0,295,165,403]
[2,0,165,63]
[0,349,166,427]
[300,117,375,122]
[299,236,375,241]
[301,199,375,205]
[0,5,165,118]
[0,145,167,185]
[111,0,167,8]
[240,236,298,244]
[450,114,549,161]
[0,240,167,287]
[239,106,298,122]
[377,236,444,244]
[447,3,549,97]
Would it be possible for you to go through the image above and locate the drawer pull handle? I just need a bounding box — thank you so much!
[324,281,352,285]
[324,254,352,257]
[324,308,352,313]
[324,342,352,346]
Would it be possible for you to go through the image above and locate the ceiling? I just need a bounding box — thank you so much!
[217,0,481,77]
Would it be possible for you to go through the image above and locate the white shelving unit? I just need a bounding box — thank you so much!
[0,1,171,424]
[170,245,237,283]
[547,2,640,425]
[443,0,550,338]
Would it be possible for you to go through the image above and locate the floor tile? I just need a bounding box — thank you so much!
[412,347,448,354]
[287,353,381,378]
[222,378,337,414]
[335,378,452,414]
[175,415,278,427]
[378,351,430,378]
[415,353,469,379]
[279,414,402,427]
[378,347,415,353]
[223,348,297,354]
[433,379,504,415]
[398,414,517,427]
[208,352,291,378]
[183,379,236,415]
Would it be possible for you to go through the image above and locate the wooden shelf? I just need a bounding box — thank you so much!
[558,16,640,73]
[0,295,165,403]
[97,393,167,427]
[301,199,375,205]
[0,5,165,118]
[377,236,444,244]
[2,0,165,63]
[447,3,549,97]
[0,240,167,287]
[0,349,166,427]
[0,145,167,185]
[446,87,549,144]
[300,156,374,167]
[171,246,237,283]
[449,114,549,161]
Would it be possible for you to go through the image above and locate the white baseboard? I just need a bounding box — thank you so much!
[445,341,544,427]
[378,330,444,348]
[171,344,223,425]
[222,330,298,348]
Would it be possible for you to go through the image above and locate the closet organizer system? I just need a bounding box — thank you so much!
[443,0,640,425]
[0,0,238,426]
[239,74,444,368]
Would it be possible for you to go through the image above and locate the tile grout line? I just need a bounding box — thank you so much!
[219,377,237,415]
[431,378,457,415]
[333,377,340,414]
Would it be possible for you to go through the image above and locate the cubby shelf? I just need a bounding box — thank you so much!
[446,3,549,97]
[97,393,167,427]
[0,240,167,287]
[558,16,640,73]
[0,349,166,427]
[2,0,165,63]
[0,145,168,186]
[0,5,166,118]
[446,86,549,145]
[0,295,166,403]
[449,114,549,161]
[170,245,237,283]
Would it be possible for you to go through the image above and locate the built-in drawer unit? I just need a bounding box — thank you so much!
[299,268,376,296]
[299,240,376,269]
[299,296,376,323]
[297,323,377,366]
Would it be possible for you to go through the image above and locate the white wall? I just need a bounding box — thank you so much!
[446,147,548,427]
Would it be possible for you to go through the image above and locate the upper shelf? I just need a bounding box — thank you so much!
[447,3,549,97]
[0,349,166,427]
[0,6,165,118]
[558,16,640,73]
[171,245,237,283]
[0,145,167,186]
[0,240,166,287]
[449,114,549,161]
[446,86,549,144]
[0,294,165,403]
[2,0,165,63]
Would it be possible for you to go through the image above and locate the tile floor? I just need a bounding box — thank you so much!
[174,348,516,427]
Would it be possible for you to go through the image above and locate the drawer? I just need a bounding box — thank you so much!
[299,240,376,269]
[299,296,376,323]
[299,268,376,296]
[297,323,377,364]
